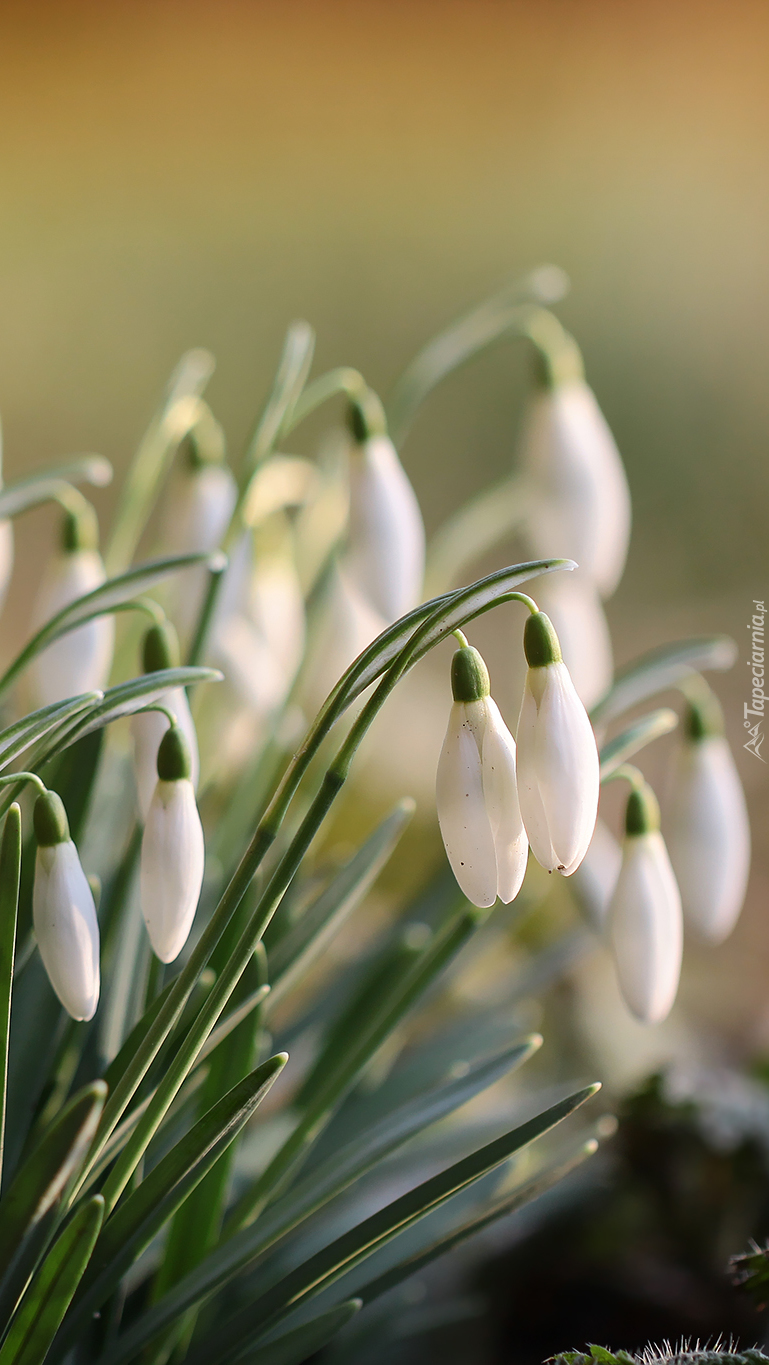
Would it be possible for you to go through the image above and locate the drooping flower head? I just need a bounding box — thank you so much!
[33,789,100,1021]
[436,643,528,909]
[140,721,205,963]
[29,505,114,706]
[608,781,683,1024]
[667,692,751,944]
[515,609,600,875]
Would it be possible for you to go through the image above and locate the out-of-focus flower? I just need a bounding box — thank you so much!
[667,695,751,944]
[533,570,613,709]
[131,622,199,822]
[609,782,683,1024]
[140,723,205,963]
[33,789,99,1021]
[345,410,425,621]
[516,609,599,875]
[158,423,237,636]
[303,561,387,712]
[436,644,528,908]
[519,378,631,599]
[29,508,114,706]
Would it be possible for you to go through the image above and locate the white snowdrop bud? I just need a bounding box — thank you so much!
[131,622,199,822]
[532,570,613,710]
[608,783,683,1024]
[140,723,205,963]
[33,790,100,1021]
[30,508,114,706]
[515,611,600,875]
[520,379,631,599]
[159,439,237,635]
[344,398,425,621]
[667,696,751,944]
[436,645,528,909]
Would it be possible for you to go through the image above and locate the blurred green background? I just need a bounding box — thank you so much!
[0,0,767,1059]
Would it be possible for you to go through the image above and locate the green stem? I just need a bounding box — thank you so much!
[185,557,228,668]
[601,762,645,791]
[281,367,367,435]
[0,772,48,797]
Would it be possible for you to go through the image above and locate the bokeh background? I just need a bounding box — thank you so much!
[1,2,769,1351]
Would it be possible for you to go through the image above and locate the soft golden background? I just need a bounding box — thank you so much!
[1,0,767,1064]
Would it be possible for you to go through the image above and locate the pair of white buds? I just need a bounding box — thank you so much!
[436,609,600,909]
[33,655,205,1021]
[605,694,751,1024]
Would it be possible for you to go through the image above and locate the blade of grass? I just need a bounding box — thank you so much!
[0,806,21,1190]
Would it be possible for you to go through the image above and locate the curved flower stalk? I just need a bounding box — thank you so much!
[140,722,205,962]
[344,396,425,621]
[516,609,600,874]
[667,693,751,944]
[33,787,100,1021]
[608,779,683,1023]
[29,505,114,706]
[519,350,631,600]
[533,570,613,709]
[436,641,528,908]
[131,622,199,821]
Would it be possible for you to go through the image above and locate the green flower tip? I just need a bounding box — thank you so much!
[142,621,180,674]
[157,723,191,782]
[451,646,490,703]
[685,692,724,741]
[347,389,388,443]
[625,783,660,837]
[523,611,562,668]
[61,504,99,553]
[34,790,70,846]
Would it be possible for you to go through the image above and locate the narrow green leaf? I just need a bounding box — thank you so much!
[47,668,222,753]
[0,1195,103,1365]
[106,349,215,573]
[0,456,112,520]
[423,475,532,597]
[351,1138,599,1308]
[0,695,102,776]
[599,708,678,780]
[590,636,737,727]
[0,806,21,1189]
[232,1299,362,1365]
[111,1037,541,1359]
[60,1056,287,1345]
[0,1083,106,1326]
[266,800,414,1010]
[243,322,315,478]
[185,1085,600,1365]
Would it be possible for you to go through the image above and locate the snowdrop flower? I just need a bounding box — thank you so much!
[29,507,114,706]
[516,609,600,875]
[571,816,622,935]
[436,642,528,908]
[33,789,99,1021]
[131,622,199,822]
[608,782,683,1024]
[519,377,631,599]
[533,570,613,710]
[140,722,205,962]
[344,400,425,621]
[667,695,751,944]
[305,562,387,711]
[159,426,237,635]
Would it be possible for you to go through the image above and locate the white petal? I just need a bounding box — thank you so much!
[534,571,613,709]
[515,673,558,871]
[30,550,114,705]
[140,779,205,962]
[480,698,528,903]
[304,563,387,710]
[346,436,425,620]
[0,518,14,614]
[436,701,498,908]
[33,842,100,1021]
[520,381,631,598]
[608,831,683,1024]
[131,689,199,822]
[533,662,600,873]
[667,735,751,943]
[250,556,306,682]
[160,464,237,634]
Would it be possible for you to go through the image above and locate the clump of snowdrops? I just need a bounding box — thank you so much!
[0,266,751,1365]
